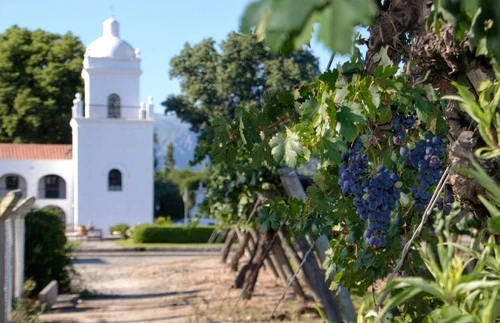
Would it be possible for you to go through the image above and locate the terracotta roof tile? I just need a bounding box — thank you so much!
[0,144,72,160]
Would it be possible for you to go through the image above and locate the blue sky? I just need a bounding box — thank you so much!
[0,0,333,114]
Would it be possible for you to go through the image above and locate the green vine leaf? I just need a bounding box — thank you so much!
[317,0,377,54]
[269,127,311,167]
[241,0,377,54]
[257,205,280,232]
[335,103,365,141]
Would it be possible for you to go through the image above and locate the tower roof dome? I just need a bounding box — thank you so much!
[85,18,138,60]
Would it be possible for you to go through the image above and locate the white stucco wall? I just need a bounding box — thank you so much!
[71,118,154,231]
[0,159,73,228]
[82,58,142,120]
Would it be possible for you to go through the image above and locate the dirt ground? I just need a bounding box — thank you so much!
[40,249,323,323]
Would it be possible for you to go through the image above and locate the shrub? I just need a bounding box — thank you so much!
[154,215,173,226]
[131,224,214,243]
[9,297,41,323]
[24,209,73,297]
[109,223,130,239]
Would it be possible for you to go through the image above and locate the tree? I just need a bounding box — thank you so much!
[162,32,319,159]
[164,141,175,171]
[154,171,184,219]
[162,31,319,224]
[154,168,208,219]
[0,26,85,144]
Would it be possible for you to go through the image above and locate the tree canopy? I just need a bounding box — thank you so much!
[162,32,319,135]
[164,141,175,171]
[0,26,85,144]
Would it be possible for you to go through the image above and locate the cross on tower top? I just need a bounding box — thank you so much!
[109,2,115,17]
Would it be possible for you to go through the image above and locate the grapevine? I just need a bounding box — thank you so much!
[179,0,500,321]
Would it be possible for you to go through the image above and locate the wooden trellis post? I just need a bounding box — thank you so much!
[278,167,356,323]
[0,191,22,322]
[11,197,35,300]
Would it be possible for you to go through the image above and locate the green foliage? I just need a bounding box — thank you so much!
[458,159,500,234]
[445,80,500,159]
[0,26,84,143]
[154,171,184,218]
[10,297,41,323]
[241,0,377,54]
[154,216,173,226]
[166,168,208,210]
[109,223,130,239]
[131,224,215,243]
[269,128,311,168]
[167,168,207,193]
[166,2,500,320]
[163,32,318,163]
[24,209,74,297]
[446,79,500,233]
[183,24,452,296]
[431,0,500,65]
[164,141,175,171]
[374,235,500,322]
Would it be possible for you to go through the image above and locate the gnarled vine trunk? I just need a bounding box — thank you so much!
[249,228,280,279]
[241,230,274,299]
[365,0,500,230]
[229,228,250,271]
[221,227,236,264]
[235,233,260,289]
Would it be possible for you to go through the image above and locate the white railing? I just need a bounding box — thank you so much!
[0,191,35,322]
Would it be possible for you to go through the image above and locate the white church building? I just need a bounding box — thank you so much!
[0,18,154,231]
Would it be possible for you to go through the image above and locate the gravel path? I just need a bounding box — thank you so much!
[39,242,322,323]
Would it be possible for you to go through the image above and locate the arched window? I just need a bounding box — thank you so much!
[38,175,66,199]
[108,94,121,119]
[0,174,27,197]
[108,169,122,191]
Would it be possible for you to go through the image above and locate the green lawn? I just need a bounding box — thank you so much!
[115,240,224,249]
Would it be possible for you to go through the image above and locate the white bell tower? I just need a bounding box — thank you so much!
[70,18,154,231]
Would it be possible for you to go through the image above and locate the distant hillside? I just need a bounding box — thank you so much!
[154,113,199,169]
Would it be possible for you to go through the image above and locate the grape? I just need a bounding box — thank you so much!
[393,115,417,146]
[338,137,367,197]
[405,132,446,214]
[443,185,454,215]
[400,145,409,157]
[359,166,401,248]
[339,137,402,249]
[393,115,405,145]
[403,116,416,129]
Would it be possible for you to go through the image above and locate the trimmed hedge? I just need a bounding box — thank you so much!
[131,224,215,243]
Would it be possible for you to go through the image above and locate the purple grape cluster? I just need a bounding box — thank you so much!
[338,137,367,196]
[437,185,454,215]
[339,138,402,249]
[402,132,446,214]
[356,166,401,248]
[393,115,416,145]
